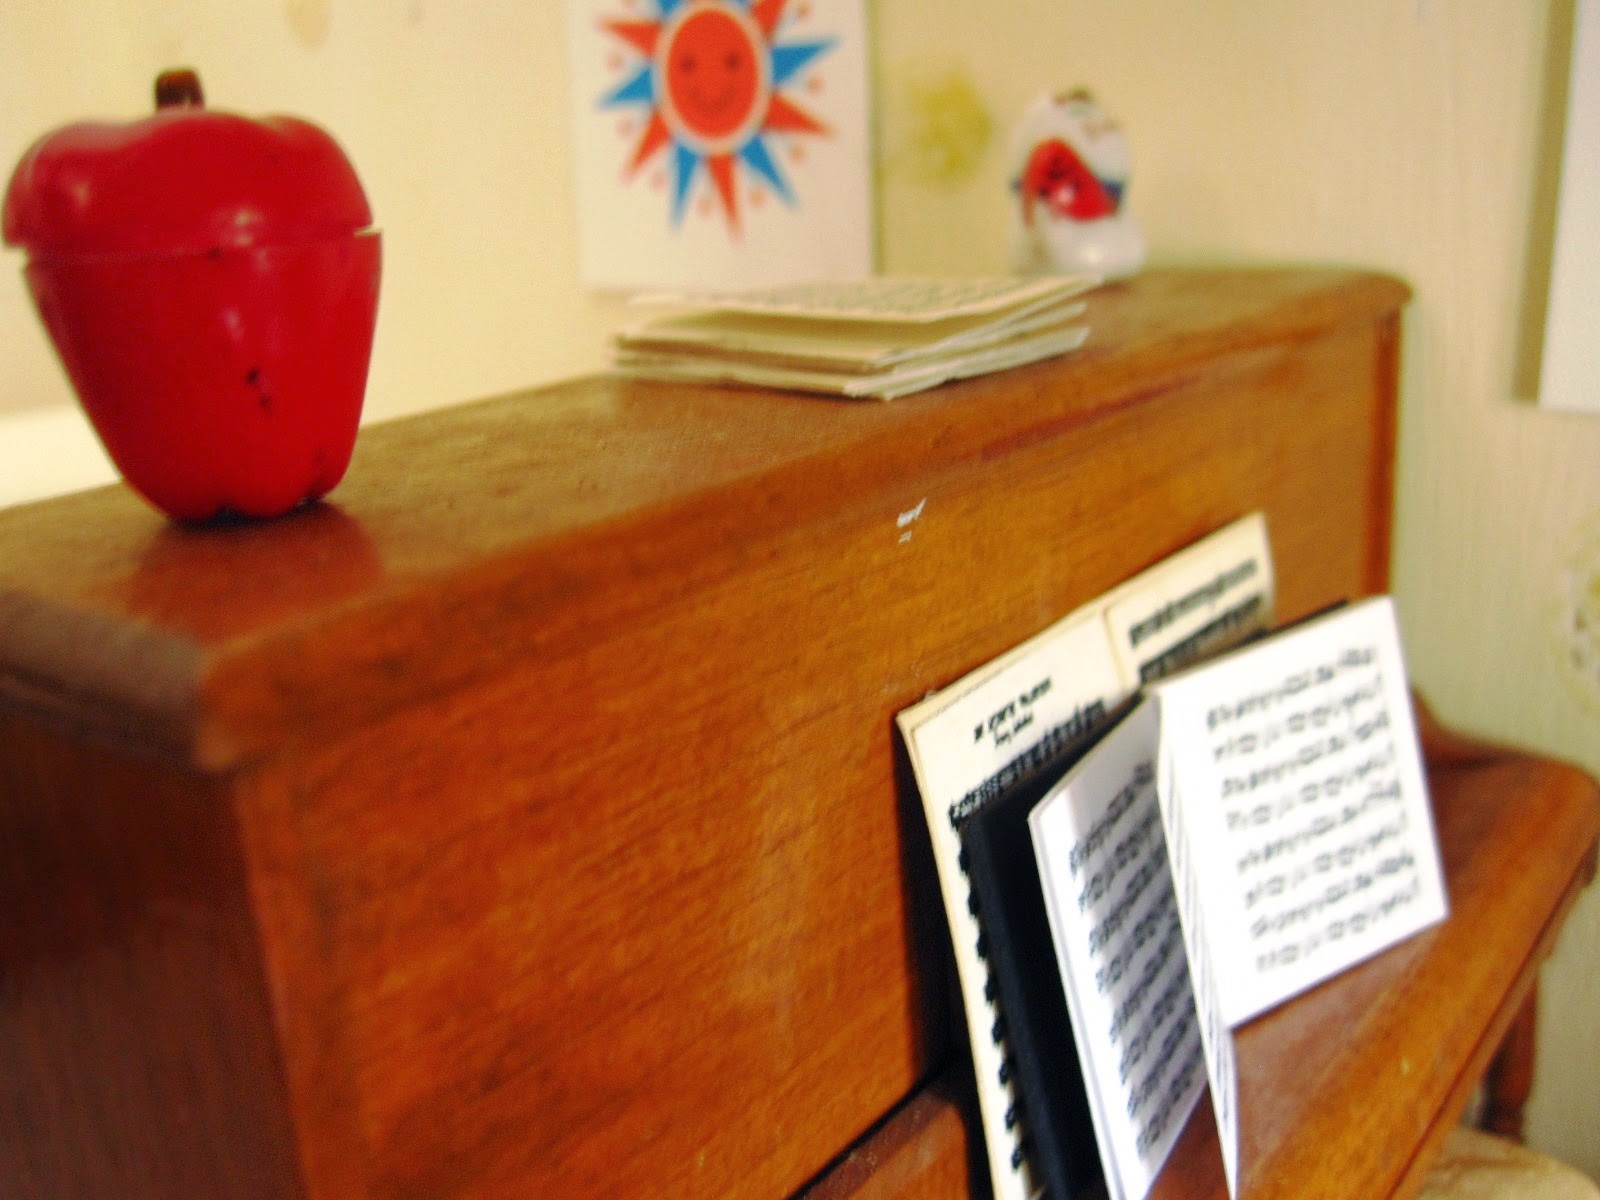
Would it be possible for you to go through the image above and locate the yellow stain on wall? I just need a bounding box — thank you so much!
[882,65,994,188]
[284,0,332,49]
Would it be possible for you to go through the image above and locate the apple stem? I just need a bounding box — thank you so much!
[155,69,205,110]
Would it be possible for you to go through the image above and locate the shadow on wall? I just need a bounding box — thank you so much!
[1514,0,1576,402]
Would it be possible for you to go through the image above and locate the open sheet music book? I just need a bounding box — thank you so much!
[614,276,1097,400]
[898,515,1449,1200]
[1029,595,1448,1200]
[896,515,1276,1200]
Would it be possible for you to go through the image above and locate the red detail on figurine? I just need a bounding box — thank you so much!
[1019,138,1117,226]
[3,70,381,522]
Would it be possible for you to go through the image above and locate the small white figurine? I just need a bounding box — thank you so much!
[1007,90,1145,281]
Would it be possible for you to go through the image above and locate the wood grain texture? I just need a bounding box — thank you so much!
[0,267,1442,1199]
[796,1075,974,1200]
[1221,742,1598,1200]
[1480,991,1538,1142]
[0,713,305,1200]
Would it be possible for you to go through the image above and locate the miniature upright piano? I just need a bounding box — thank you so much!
[0,268,1593,1200]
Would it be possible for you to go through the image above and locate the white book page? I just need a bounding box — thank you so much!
[1029,703,1208,1200]
[614,324,1089,400]
[615,299,1087,371]
[1104,513,1275,686]
[898,613,1127,1200]
[1152,597,1449,1027]
[1155,741,1241,1198]
[631,274,1097,321]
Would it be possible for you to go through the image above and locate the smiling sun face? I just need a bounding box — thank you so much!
[662,6,764,146]
[599,0,834,234]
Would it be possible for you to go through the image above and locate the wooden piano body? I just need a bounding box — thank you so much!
[0,268,1593,1200]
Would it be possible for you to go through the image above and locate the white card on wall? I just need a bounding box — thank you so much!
[564,0,873,292]
[1541,0,1600,413]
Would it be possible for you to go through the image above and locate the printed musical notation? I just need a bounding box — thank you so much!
[899,514,1274,1200]
[1031,596,1444,1200]
[1153,596,1449,1028]
[899,615,1127,1200]
[1033,705,1235,1200]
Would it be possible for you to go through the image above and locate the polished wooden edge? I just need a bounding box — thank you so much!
[0,269,1413,774]
[231,767,372,1200]
[1388,829,1596,1200]
[0,592,201,760]
[1365,310,1403,594]
[795,1075,972,1200]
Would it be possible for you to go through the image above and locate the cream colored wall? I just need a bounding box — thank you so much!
[873,1,1600,1174]
[0,1,630,432]
[1,0,1597,1179]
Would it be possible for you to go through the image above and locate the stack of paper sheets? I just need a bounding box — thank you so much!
[612,275,1098,400]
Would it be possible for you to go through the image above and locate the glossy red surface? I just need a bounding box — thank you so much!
[2,104,372,257]
[23,234,380,520]
[2,74,380,521]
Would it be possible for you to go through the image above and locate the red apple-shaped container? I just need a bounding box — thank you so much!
[3,70,381,521]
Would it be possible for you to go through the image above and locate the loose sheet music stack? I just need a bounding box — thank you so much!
[611,276,1097,400]
[897,515,1449,1200]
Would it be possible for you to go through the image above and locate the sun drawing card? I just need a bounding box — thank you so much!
[565,0,873,291]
